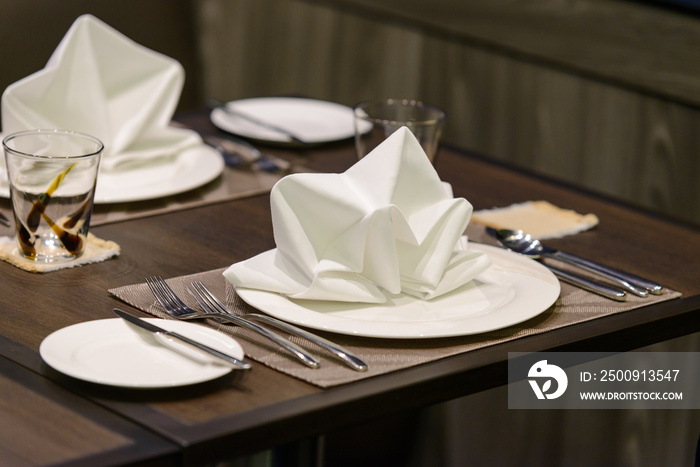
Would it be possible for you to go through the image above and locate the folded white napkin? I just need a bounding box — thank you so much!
[224,127,491,303]
[1,14,200,171]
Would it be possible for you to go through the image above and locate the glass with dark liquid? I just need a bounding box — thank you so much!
[3,130,103,263]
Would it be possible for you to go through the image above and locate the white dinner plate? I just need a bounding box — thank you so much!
[0,144,224,204]
[210,97,372,145]
[236,244,560,339]
[40,318,244,388]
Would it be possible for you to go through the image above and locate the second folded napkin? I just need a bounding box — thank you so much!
[224,127,491,303]
[1,14,201,171]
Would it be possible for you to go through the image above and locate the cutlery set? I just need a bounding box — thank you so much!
[118,226,662,371]
[143,276,368,372]
[487,227,663,301]
[203,135,291,174]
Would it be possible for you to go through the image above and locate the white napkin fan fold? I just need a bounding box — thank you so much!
[1,14,200,171]
[225,127,491,303]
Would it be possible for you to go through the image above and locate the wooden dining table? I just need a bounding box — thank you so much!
[0,110,698,466]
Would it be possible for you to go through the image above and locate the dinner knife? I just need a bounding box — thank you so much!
[537,245,662,296]
[113,309,252,370]
[545,265,627,301]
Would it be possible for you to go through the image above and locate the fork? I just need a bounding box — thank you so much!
[146,276,320,369]
[190,281,368,372]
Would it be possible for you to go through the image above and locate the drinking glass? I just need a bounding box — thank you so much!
[3,129,103,263]
[353,98,446,164]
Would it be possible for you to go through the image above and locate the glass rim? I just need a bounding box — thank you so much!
[2,129,104,160]
[353,98,447,126]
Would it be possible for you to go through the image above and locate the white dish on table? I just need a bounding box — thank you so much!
[236,243,560,339]
[210,97,372,145]
[40,317,244,388]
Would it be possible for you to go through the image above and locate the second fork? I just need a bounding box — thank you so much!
[147,276,320,369]
[190,281,368,372]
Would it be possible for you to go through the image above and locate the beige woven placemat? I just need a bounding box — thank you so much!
[108,262,680,388]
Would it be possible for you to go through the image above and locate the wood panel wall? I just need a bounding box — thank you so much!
[0,1,202,113]
[195,0,700,226]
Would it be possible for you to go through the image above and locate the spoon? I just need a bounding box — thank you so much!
[487,227,663,297]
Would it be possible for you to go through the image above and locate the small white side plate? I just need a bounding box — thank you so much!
[40,318,244,388]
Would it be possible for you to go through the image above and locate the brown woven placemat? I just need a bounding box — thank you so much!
[0,162,290,237]
[109,263,680,388]
[90,164,286,226]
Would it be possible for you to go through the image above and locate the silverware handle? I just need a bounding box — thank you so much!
[246,314,368,372]
[547,265,627,301]
[550,251,662,296]
[210,314,320,369]
[165,331,252,370]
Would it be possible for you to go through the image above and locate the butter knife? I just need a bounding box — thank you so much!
[113,309,251,370]
[208,98,309,146]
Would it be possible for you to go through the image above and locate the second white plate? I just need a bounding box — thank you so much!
[236,244,560,339]
[40,318,244,388]
[211,97,372,145]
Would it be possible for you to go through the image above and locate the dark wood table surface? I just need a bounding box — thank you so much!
[0,110,698,466]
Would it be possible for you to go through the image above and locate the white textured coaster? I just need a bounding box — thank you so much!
[0,233,120,273]
[471,200,599,239]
